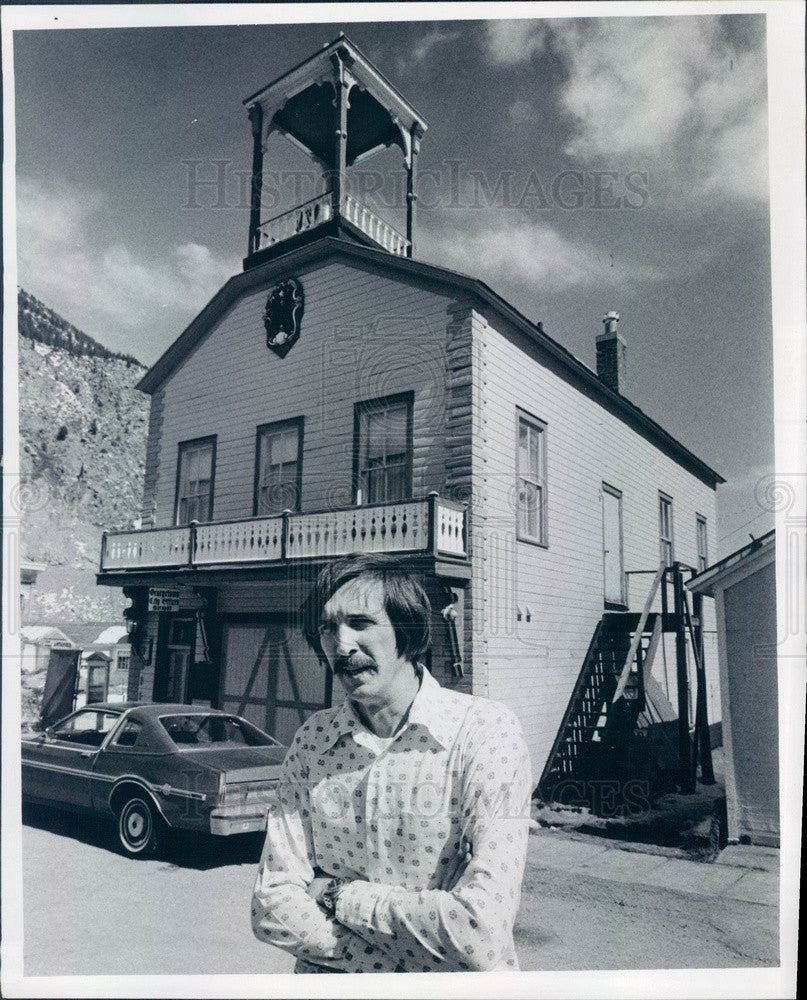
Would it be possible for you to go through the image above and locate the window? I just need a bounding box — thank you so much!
[51,709,120,747]
[516,411,548,544]
[175,437,216,525]
[354,393,413,504]
[159,714,281,748]
[117,654,130,672]
[254,418,303,515]
[659,492,674,567]
[113,719,142,748]
[696,515,708,572]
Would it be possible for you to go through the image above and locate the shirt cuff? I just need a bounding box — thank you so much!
[335,879,392,934]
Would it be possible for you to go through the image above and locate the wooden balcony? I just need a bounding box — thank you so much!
[253,191,410,257]
[100,495,465,574]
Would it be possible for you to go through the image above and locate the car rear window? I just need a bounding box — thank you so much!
[159,714,279,748]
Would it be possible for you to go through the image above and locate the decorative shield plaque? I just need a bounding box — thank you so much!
[263,278,304,358]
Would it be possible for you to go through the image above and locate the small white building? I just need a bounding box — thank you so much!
[70,624,132,707]
[688,530,778,846]
[20,625,76,675]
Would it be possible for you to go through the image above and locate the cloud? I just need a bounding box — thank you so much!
[418,212,663,295]
[507,99,539,125]
[484,16,769,204]
[411,27,463,64]
[485,19,550,64]
[15,176,236,361]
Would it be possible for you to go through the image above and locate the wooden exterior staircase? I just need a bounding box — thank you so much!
[538,562,716,810]
[538,611,663,803]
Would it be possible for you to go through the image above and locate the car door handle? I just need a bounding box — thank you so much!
[79,750,94,758]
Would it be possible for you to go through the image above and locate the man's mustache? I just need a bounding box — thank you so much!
[333,654,376,675]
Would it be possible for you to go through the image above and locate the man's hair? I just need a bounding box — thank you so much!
[301,554,431,664]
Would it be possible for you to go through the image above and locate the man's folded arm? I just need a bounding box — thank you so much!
[335,711,533,972]
[251,743,399,973]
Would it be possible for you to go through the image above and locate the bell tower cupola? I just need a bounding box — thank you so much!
[243,34,428,267]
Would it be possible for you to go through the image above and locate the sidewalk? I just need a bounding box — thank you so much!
[528,830,779,907]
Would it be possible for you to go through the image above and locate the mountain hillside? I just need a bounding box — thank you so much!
[18,288,150,622]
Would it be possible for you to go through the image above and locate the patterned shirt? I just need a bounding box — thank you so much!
[251,669,532,973]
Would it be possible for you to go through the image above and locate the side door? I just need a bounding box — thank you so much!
[22,708,121,811]
[602,483,626,609]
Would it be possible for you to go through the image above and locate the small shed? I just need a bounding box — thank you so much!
[688,529,778,846]
[85,651,112,704]
[20,625,76,674]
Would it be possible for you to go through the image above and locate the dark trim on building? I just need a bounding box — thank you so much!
[515,407,549,547]
[252,416,305,516]
[174,435,217,527]
[352,390,414,505]
[658,490,675,568]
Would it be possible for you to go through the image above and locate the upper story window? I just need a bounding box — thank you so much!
[175,437,216,525]
[254,418,304,515]
[354,393,413,504]
[659,492,674,567]
[696,514,708,572]
[517,410,548,545]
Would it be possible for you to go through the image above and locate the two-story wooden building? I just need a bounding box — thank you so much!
[97,37,723,793]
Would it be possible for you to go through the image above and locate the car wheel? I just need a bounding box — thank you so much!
[117,795,161,857]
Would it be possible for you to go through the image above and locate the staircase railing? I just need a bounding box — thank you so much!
[611,561,666,703]
[538,620,606,792]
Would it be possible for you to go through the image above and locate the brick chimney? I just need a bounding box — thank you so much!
[596,311,626,394]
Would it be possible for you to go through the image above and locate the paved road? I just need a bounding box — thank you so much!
[18,805,778,977]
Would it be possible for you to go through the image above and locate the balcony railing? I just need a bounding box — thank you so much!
[341,194,409,256]
[100,495,465,572]
[253,191,410,257]
[254,193,334,252]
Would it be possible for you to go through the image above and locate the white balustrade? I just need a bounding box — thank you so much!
[435,501,466,556]
[342,194,409,256]
[102,527,190,570]
[194,517,284,565]
[102,500,464,571]
[288,502,428,560]
[256,194,333,250]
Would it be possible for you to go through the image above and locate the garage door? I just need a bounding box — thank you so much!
[219,622,331,745]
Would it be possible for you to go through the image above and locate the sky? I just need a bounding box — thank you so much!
[11,10,774,558]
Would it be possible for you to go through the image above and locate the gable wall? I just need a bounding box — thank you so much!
[147,260,454,525]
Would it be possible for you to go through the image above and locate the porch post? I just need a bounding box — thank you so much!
[406,124,422,257]
[673,562,694,792]
[331,52,351,219]
[248,103,264,255]
[693,589,716,784]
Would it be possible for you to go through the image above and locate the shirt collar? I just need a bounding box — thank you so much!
[320,668,461,752]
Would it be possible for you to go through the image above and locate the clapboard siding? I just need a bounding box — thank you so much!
[470,305,719,776]
[151,260,454,525]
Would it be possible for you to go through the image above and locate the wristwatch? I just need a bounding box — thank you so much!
[320,877,347,914]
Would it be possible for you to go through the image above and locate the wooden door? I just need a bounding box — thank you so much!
[219,621,331,744]
[602,484,626,608]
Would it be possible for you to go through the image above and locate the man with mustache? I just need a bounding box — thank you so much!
[251,553,532,973]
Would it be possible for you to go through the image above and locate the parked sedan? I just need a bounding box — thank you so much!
[21,703,286,857]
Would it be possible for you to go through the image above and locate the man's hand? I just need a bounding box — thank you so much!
[306,876,334,908]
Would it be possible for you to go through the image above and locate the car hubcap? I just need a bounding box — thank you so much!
[121,801,151,850]
[127,814,144,838]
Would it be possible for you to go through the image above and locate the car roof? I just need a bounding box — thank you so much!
[80,702,233,716]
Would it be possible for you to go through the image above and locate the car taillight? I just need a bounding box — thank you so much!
[219,780,278,809]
